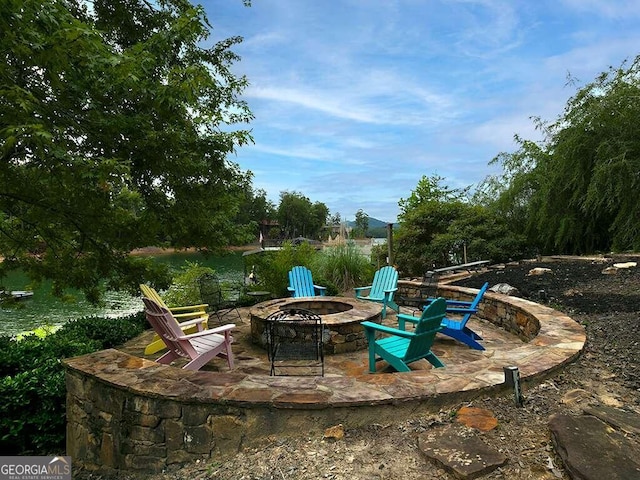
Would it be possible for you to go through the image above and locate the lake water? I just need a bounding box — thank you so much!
[0,251,245,337]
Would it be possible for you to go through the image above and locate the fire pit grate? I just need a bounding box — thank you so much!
[266,308,325,376]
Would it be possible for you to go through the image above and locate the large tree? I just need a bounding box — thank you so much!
[0,0,253,301]
[276,191,328,240]
[395,175,526,275]
[489,56,640,254]
[353,209,369,238]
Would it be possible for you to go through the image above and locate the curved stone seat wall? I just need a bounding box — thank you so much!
[398,281,541,340]
[63,286,584,475]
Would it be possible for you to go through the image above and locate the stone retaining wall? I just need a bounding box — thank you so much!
[397,281,540,340]
[63,284,584,475]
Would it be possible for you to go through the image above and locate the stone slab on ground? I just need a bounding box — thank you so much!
[418,426,507,479]
[549,411,640,480]
[583,405,640,435]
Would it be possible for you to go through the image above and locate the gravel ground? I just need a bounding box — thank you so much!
[81,256,640,480]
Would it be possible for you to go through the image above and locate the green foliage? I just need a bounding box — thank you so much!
[232,181,277,245]
[370,242,390,269]
[0,359,67,454]
[277,191,329,240]
[250,242,320,297]
[162,261,216,307]
[0,311,146,454]
[395,175,528,276]
[398,174,468,219]
[353,209,369,238]
[315,243,374,293]
[0,0,254,302]
[488,56,640,254]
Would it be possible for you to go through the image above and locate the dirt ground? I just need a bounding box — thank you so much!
[92,256,640,480]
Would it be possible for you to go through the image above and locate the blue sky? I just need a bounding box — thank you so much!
[203,0,640,223]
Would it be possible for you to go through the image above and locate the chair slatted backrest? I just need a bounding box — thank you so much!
[405,298,446,361]
[198,273,223,309]
[289,266,315,297]
[454,282,490,329]
[142,297,196,359]
[468,282,489,310]
[369,266,398,299]
[140,284,169,309]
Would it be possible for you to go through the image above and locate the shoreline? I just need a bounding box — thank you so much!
[128,245,258,256]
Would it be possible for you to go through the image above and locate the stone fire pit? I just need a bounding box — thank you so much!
[250,296,382,354]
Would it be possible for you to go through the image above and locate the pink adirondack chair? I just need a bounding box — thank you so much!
[142,297,235,371]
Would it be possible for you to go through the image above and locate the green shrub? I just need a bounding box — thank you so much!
[250,242,319,297]
[248,242,375,296]
[0,359,67,454]
[0,311,146,455]
[162,261,216,306]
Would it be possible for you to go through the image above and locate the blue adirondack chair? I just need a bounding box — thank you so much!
[422,282,489,310]
[287,266,327,297]
[436,282,489,351]
[355,265,400,319]
[361,298,446,373]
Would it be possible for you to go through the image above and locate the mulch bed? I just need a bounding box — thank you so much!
[453,255,640,390]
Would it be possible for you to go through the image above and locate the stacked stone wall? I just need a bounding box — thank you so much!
[64,284,581,475]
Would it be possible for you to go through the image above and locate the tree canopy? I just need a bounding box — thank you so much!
[394,175,528,275]
[0,0,254,301]
[276,191,329,240]
[488,56,640,254]
[353,209,369,238]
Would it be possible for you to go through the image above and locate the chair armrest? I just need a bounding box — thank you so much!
[445,300,474,307]
[396,313,421,330]
[423,297,474,307]
[176,317,208,328]
[173,311,208,320]
[354,285,372,294]
[314,285,327,292]
[446,306,478,314]
[361,321,415,339]
[170,303,208,312]
[355,286,372,300]
[180,324,236,339]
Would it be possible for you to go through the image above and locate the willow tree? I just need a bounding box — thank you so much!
[489,56,640,254]
[0,0,253,301]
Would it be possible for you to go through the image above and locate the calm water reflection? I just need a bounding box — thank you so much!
[0,251,244,337]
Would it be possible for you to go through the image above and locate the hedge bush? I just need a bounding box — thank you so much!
[0,311,147,455]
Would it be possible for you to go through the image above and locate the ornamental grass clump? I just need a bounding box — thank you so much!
[315,243,374,294]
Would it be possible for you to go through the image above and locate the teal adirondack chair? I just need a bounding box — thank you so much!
[287,266,327,297]
[361,297,446,373]
[355,265,399,318]
[435,282,489,351]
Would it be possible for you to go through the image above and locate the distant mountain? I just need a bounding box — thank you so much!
[345,217,398,237]
[346,217,394,229]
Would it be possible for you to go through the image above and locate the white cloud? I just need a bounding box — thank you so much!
[560,0,640,19]
[203,0,640,222]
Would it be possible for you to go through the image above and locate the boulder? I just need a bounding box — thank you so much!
[527,267,553,276]
[490,283,519,296]
[549,412,640,480]
[418,425,507,479]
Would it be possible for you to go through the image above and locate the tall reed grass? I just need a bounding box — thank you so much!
[314,243,374,294]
